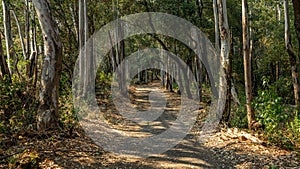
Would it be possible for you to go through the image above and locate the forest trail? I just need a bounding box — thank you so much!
[92,81,234,168]
[1,82,299,169]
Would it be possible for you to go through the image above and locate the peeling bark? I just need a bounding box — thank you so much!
[217,0,232,124]
[33,0,63,131]
[213,0,220,50]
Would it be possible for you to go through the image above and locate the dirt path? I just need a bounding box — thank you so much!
[83,81,298,169]
[1,82,299,169]
[99,82,233,168]
[77,81,235,168]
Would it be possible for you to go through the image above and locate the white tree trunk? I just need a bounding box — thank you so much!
[33,0,63,131]
[217,0,232,123]
[2,0,14,75]
[213,0,220,50]
[78,0,85,95]
[25,0,30,60]
[11,10,26,60]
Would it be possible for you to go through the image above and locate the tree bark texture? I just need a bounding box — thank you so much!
[33,0,63,131]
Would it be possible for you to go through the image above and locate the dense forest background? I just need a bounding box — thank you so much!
[0,0,300,168]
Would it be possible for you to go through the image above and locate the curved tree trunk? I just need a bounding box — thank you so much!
[33,0,63,131]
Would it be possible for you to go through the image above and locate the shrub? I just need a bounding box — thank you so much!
[230,104,248,128]
[230,93,248,128]
[254,89,291,133]
[287,113,300,148]
[253,85,298,149]
[0,75,38,134]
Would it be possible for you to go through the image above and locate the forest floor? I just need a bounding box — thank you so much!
[1,81,300,169]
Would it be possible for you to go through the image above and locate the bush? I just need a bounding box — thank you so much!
[253,85,298,149]
[287,114,300,148]
[230,93,248,128]
[0,75,38,134]
[59,92,78,132]
[254,89,291,133]
[230,104,248,128]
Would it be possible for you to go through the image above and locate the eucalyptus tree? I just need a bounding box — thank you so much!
[292,0,300,62]
[2,0,14,75]
[33,0,63,131]
[213,0,220,50]
[0,34,10,79]
[242,0,255,129]
[217,0,232,124]
[285,0,300,111]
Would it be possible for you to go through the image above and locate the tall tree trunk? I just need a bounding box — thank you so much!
[25,0,30,60]
[191,27,203,101]
[79,0,85,48]
[160,50,165,87]
[83,0,90,95]
[285,0,300,111]
[217,0,232,125]
[243,0,255,129]
[213,0,220,50]
[195,56,202,101]
[2,0,14,75]
[113,0,126,93]
[28,4,37,79]
[78,0,85,95]
[196,0,203,20]
[108,31,116,71]
[11,10,26,60]
[117,21,126,93]
[275,4,281,91]
[165,55,171,90]
[33,0,63,131]
[0,34,10,79]
[292,0,300,62]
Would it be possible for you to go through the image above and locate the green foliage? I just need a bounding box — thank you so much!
[273,77,294,103]
[254,89,291,133]
[59,92,78,131]
[230,105,248,129]
[0,75,38,133]
[268,165,279,169]
[253,82,300,149]
[287,114,300,148]
[96,71,112,94]
[231,77,299,149]
[230,91,249,129]
[98,71,112,83]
